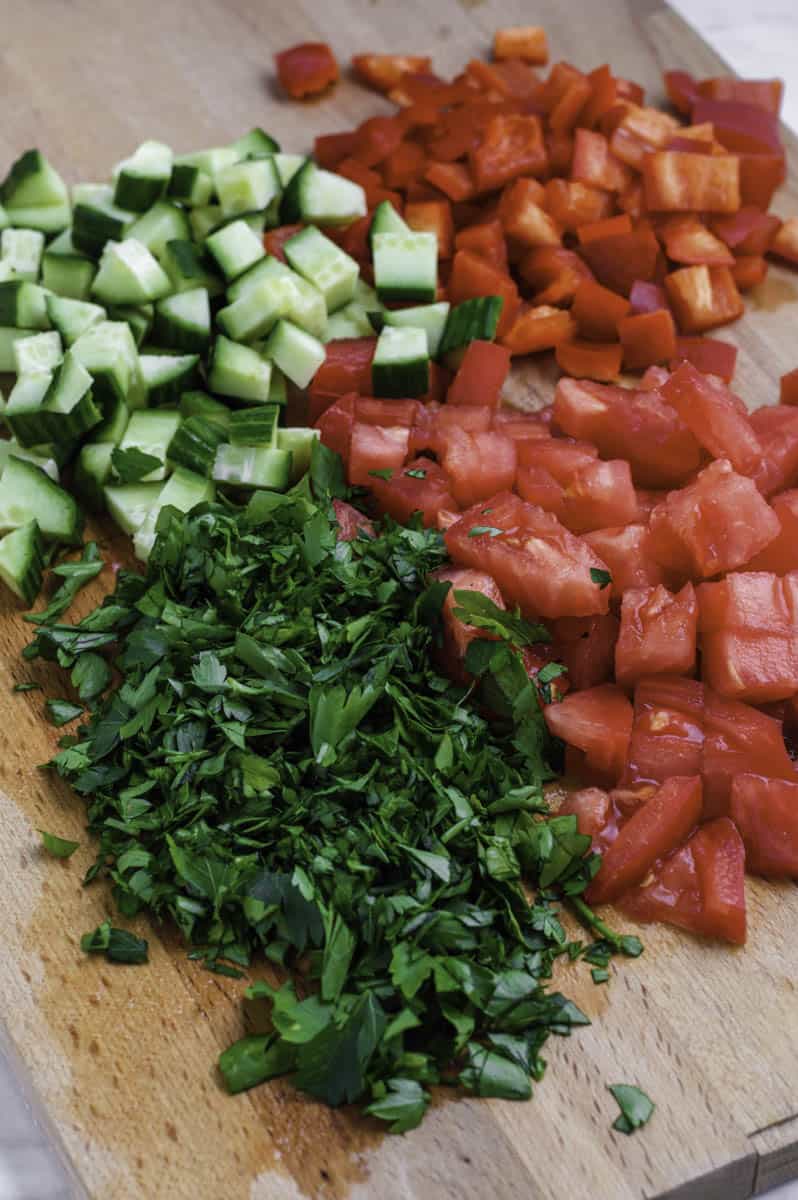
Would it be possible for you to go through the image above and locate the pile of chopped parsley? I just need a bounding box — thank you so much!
[25,445,646,1133]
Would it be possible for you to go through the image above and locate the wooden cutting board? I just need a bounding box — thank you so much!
[1,1,798,1197]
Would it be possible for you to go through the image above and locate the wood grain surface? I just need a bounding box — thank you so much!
[1,2,797,1198]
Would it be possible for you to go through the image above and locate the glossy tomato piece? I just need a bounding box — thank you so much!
[582,524,669,597]
[310,338,376,401]
[621,817,746,943]
[553,378,702,489]
[355,398,419,428]
[559,787,613,841]
[749,405,798,497]
[516,466,564,516]
[659,362,761,475]
[447,340,511,408]
[348,423,410,487]
[516,436,598,482]
[275,42,339,99]
[432,565,505,681]
[439,429,517,506]
[615,583,697,690]
[587,775,703,904]
[551,612,619,691]
[670,336,737,383]
[697,571,798,702]
[410,404,491,454]
[544,684,632,781]
[445,491,612,619]
[369,457,457,528]
[560,458,638,534]
[648,459,780,580]
[744,491,798,574]
[623,676,705,788]
[315,392,355,461]
[731,775,798,877]
[703,689,796,818]
[332,499,375,542]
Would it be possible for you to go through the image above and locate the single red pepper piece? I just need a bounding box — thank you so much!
[643,151,741,213]
[665,265,744,334]
[313,131,357,169]
[404,200,454,258]
[579,229,660,297]
[571,279,631,342]
[425,161,475,203]
[731,255,768,291]
[493,25,549,65]
[352,53,432,94]
[501,304,576,355]
[446,340,511,408]
[448,249,520,338]
[571,128,633,193]
[770,217,798,266]
[544,179,612,233]
[455,219,509,273]
[470,114,547,192]
[556,339,624,382]
[577,214,633,245]
[619,310,677,370]
[275,42,339,100]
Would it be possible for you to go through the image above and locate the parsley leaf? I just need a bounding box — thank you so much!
[111,446,162,484]
[405,468,426,479]
[368,468,393,481]
[81,920,149,964]
[45,699,84,726]
[609,1083,655,1134]
[25,542,104,625]
[468,525,503,538]
[590,567,612,589]
[38,830,80,859]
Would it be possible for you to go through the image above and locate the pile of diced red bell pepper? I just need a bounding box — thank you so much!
[282,30,798,947]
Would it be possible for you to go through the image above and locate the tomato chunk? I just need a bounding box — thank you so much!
[649,460,780,581]
[439,429,517,506]
[275,42,339,98]
[369,456,457,528]
[433,566,505,681]
[642,152,740,213]
[621,818,746,944]
[348,424,409,487]
[615,583,697,689]
[743,491,798,574]
[315,393,355,461]
[332,499,375,542]
[623,677,705,788]
[551,612,619,691]
[731,775,798,877]
[665,265,744,334]
[587,775,702,904]
[445,492,612,619]
[517,436,598,483]
[553,378,702,489]
[703,689,796,817]
[697,571,798,703]
[310,338,376,403]
[516,466,564,516]
[447,341,510,408]
[544,684,633,781]
[582,525,669,597]
[559,787,612,840]
[659,361,761,474]
[749,406,798,497]
[560,458,638,534]
[670,336,737,383]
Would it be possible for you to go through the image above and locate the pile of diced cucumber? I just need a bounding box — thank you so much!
[0,130,375,603]
[0,129,503,607]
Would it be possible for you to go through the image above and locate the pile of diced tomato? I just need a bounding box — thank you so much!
[282,30,798,947]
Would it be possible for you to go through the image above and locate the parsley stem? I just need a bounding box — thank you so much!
[570,896,625,951]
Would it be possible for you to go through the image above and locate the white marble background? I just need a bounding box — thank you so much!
[2,2,798,1198]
